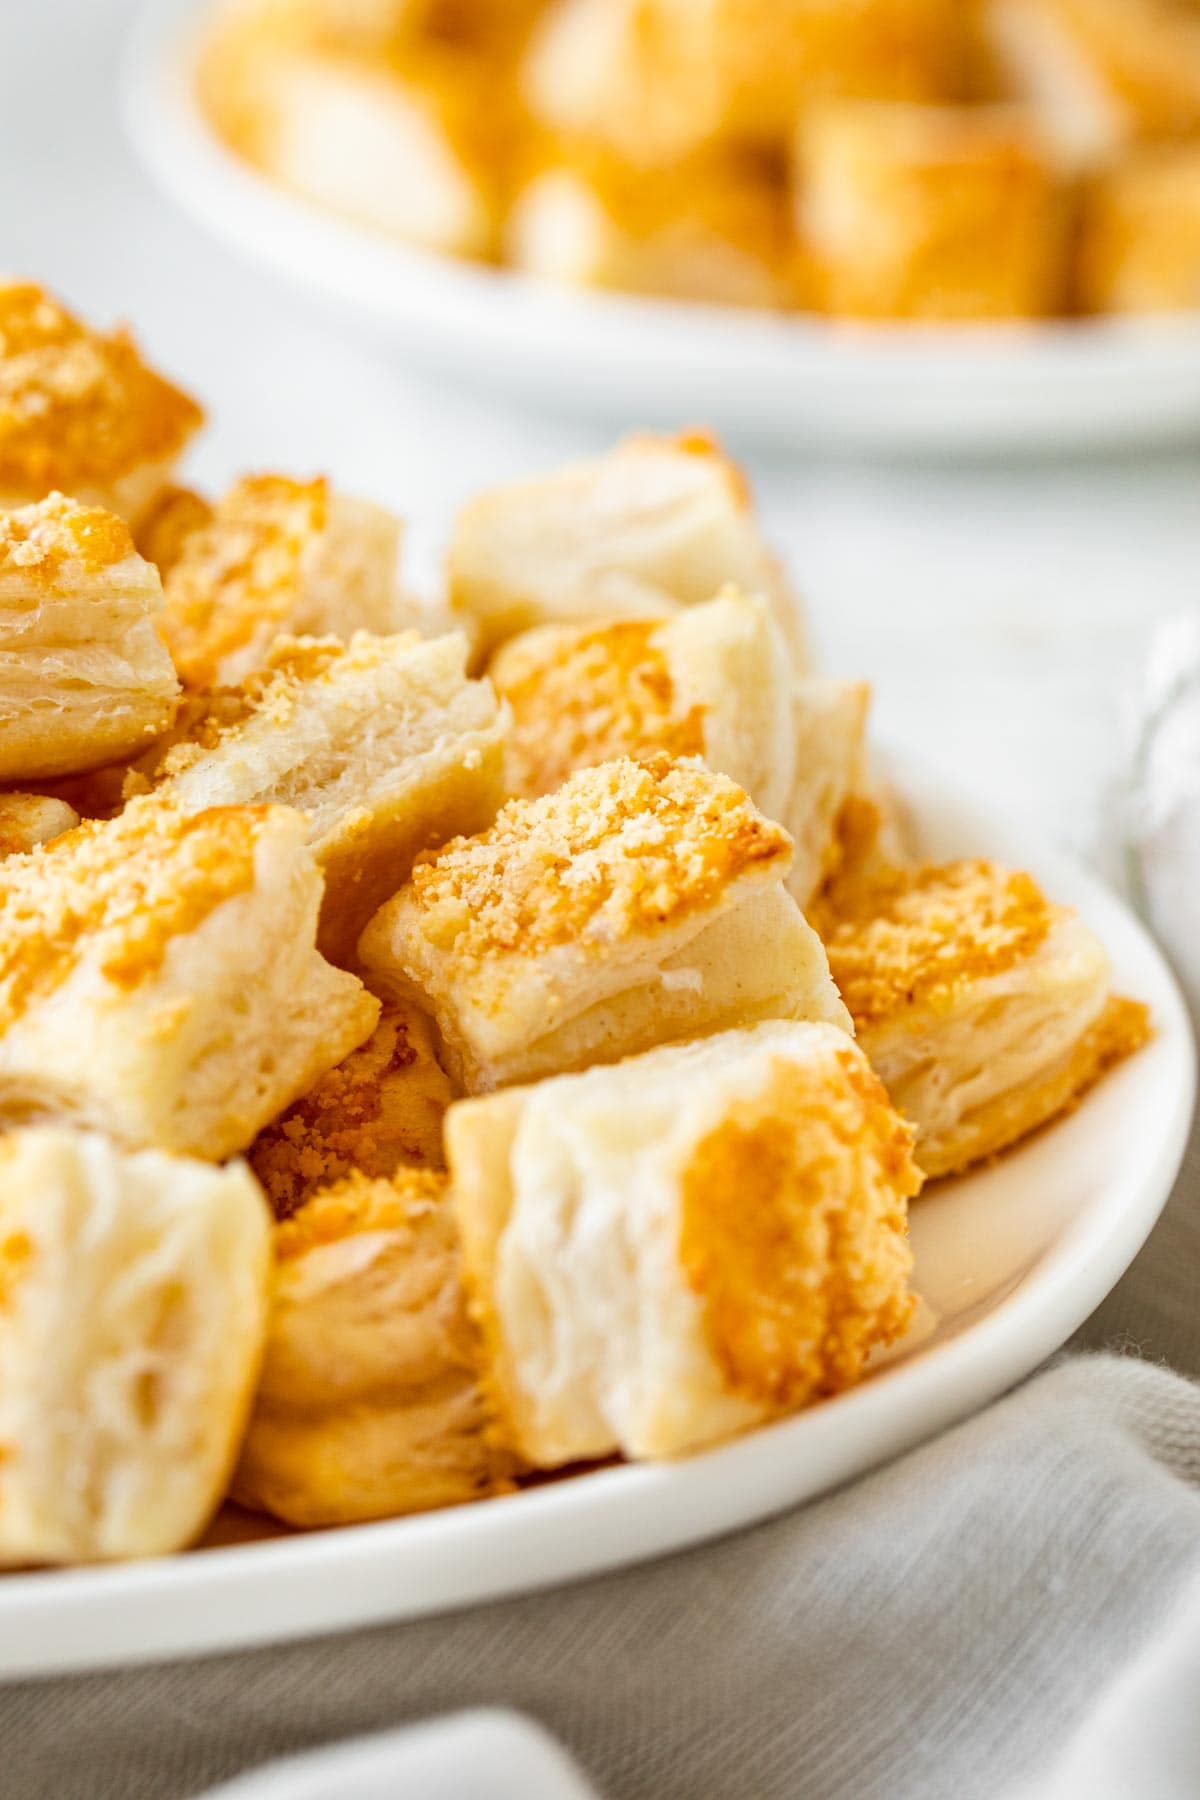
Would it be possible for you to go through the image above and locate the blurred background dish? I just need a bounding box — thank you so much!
[125,0,1200,451]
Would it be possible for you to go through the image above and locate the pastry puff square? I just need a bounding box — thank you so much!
[489,589,867,907]
[199,12,502,259]
[157,473,408,689]
[0,796,379,1159]
[0,494,180,781]
[232,1169,510,1527]
[0,282,203,527]
[447,432,808,666]
[358,752,851,1093]
[523,0,964,164]
[0,1128,270,1564]
[250,998,455,1217]
[506,159,792,311]
[645,0,967,145]
[446,1020,920,1466]
[1077,144,1200,315]
[980,0,1200,167]
[0,793,78,855]
[126,629,507,963]
[797,102,1069,321]
[822,859,1152,1178]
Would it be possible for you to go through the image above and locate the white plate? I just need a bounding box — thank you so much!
[122,0,1200,455]
[0,759,1192,1682]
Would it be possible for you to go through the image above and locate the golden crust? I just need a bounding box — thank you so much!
[492,618,704,798]
[134,484,215,577]
[274,1164,449,1260]
[0,793,78,857]
[510,143,792,306]
[798,102,1068,321]
[0,283,203,502]
[822,858,1054,1028]
[658,0,969,140]
[250,1000,454,1216]
[922,992,1153,1178]
[0,795,268,1030]
[1077,143,1200,314]
[0,491,138,578]
[680,1045,919,1404]
[985,0,1200,147]
[157,474,329,689]
[403,751,793,966]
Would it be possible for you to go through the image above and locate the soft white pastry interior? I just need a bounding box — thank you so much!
[0,1127,270,1565]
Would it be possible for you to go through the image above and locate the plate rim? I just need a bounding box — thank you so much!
[0,757,1193,1682]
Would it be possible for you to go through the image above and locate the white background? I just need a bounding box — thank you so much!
[4,0,1200,855]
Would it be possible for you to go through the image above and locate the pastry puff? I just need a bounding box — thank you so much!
[0,796,379,1159]
[446,432,808,667]
[0,282,202,528]
[821,858,1151,1178]
[980,0,1200,168]
[250,998,455,1217]
[489,589,867,908]
[523,0,964,165]
[446,1020,921,1466]
[232,1168,509,1526]
[0,494,180,781]
[0,793,78,855]
[124,630,507,964]
[644,0,968,146]
[1077,144,1200,315]
[797,102,1069,321]
[506,156,792,311]
[0,1128,270,1565]
[156,473,408,690]
[358,752,851,1093]
[199,6,503,259]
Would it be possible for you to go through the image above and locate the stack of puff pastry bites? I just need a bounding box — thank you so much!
[0,281,1148,1565]
[198,0,1200,322]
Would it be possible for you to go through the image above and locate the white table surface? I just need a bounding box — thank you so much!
[4,0,1199,857]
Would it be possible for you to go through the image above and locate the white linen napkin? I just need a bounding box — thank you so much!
[3,623,1200,1800]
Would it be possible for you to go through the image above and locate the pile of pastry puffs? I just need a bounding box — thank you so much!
[199,0,1200,322]
[0,282,1147,1565]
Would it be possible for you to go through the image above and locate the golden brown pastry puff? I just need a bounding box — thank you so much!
[0,1127,270,1564]
[821,857,1151,1178]
[489,589,866,908]
[358,752,851,1093]
[797,101,1070,321]
[506,151,793,310]
[0,792,78,855]
[134,484,215,578]
[199,2,508,258]
[0,796,379,1159]
[232,1168,509,1526]
[0,282,202,528]
[156,473,408,689]
[1077,143,1200,314]
[446,431,808,666]
[447,1019,920,1467]
[122,629,507,963]
[250,998,455,1217]
[524,0,965,164]
[980,0,1200,166]
[0,494,180,781]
